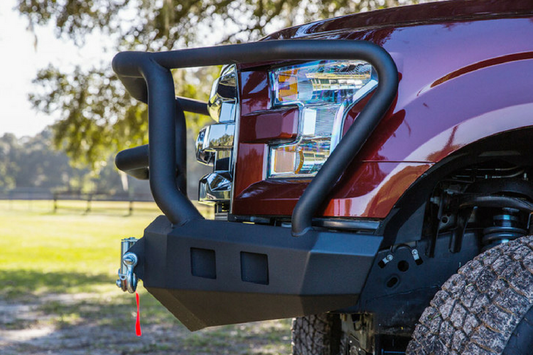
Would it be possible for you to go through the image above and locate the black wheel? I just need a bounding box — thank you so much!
[407,236,533,354]
[292,313,343,355]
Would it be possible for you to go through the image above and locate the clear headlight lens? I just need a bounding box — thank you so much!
[268,60,378,178]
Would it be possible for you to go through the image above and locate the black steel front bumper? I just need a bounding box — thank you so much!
[129,217,382,330]
[113,40,398,330]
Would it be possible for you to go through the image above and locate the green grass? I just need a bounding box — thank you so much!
[0,200,164,299]
[0,200,291,354]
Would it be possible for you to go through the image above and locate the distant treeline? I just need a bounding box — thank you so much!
[0,129,211,199]
[0,129,149,197]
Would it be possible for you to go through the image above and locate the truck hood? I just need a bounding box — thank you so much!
[263,0,533,41]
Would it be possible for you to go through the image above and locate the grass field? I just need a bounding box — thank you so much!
[0,200,291,355]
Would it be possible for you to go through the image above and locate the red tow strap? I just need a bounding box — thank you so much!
[135,292,142,336]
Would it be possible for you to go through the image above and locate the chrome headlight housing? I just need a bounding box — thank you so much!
[196,65,239,208]
[207,65,238,123]
[268,60,378,178]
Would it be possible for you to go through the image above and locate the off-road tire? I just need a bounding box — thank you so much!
[292,313,342,355]
[407,235,533,354]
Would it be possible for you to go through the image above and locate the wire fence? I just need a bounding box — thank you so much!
[0,188,156,215]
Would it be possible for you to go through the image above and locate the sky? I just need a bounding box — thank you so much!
[0,0,112,138]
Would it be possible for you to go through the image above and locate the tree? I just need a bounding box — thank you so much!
[0,130,89,191]
[17,0,423,169]
[0,129,155,196]
[0,133,20,191]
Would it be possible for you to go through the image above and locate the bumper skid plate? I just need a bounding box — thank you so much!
[128,216,382,330]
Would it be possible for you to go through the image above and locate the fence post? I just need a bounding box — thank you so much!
[86,193,92,213]
[53,192,58,213]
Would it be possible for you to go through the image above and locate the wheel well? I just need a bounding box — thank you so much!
[347,129,533,350]
[381,128,533,249]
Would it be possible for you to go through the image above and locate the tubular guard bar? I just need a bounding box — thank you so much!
[113,40,397,329]
[113,40,399,236]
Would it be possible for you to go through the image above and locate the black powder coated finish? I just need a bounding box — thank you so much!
[113,40,398,329]
[128,216,383,330]
[114,99,192,191]
[112,39,399,235]
[115,145,149,180]
[114,96,208,181]
[176,97,210,116]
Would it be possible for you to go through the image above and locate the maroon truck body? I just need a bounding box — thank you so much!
[113,1,533,353]
[233,1,533,218]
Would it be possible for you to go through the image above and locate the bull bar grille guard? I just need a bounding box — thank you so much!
[113,40,399,330]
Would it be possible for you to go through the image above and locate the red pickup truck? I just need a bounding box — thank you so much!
[113,1,533,353]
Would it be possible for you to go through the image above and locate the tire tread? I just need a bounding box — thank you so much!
[292,314,341,355]
[407,236,533,354]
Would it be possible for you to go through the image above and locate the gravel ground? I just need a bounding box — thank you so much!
[0,202,292,354]
[0,293,291,355]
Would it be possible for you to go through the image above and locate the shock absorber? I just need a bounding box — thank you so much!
[482,207,527,251]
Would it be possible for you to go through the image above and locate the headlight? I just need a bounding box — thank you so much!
[268,60,377,178]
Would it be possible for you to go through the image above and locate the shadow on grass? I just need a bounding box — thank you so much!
[1,269,292,354]
[36,296,291,354]
[0,269,112,300]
